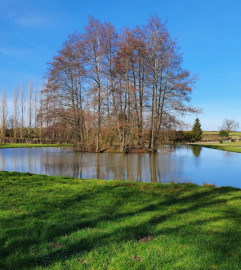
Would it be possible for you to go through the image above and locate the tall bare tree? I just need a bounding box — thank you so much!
[13,87,19,142]
[20,84,25,140]
[146,16,196,151]
[84,16,105,152]
[43,34,87,149]
[28,81,33,138]
[34,85,38,130]
[39,83,43,143]
[0,90,7,142]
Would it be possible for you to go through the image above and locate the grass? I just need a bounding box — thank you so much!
[191,141,241,153]
[0,143,73,149]
[191,131,241,153]
[1,171,241,269]
[199,145,241,153]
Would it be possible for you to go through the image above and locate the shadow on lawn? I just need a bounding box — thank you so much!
[1,181,241,269]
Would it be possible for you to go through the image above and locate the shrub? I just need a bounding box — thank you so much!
[183,131,195,141]
[219,130,229,137]
[174,131,185,142]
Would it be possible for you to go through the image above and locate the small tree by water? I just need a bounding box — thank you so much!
[192,118,203,141]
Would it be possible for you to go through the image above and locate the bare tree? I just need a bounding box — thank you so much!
[39,83,44,143]
[84,16,105,152]
[28,81,33,138]
[20,84,25,140]
[34,85,38,130]
[13,87,19,142]
[0,90,7,142]
[43,34,87,148]
[146,16,197,151]
[220,119,240,132]
[102,22,119,139]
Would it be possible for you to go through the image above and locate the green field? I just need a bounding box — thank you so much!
[198,144,241,153]
[203,131,241,138]
[191,132,241,153]
[1,171,241,269]
[0,143,73,149]
[199,145,241,153]
[192,141,241,153]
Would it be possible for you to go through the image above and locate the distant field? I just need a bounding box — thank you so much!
[200,141,241,146]
[203,131,241,137]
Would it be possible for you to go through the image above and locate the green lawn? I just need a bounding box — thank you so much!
[199,144,241,153]
[0,143,73,149]
[192,141,241,153]
[0,172,241,269]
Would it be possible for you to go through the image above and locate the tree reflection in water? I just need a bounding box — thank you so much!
[1,145,241,187]
[191,146,202,157]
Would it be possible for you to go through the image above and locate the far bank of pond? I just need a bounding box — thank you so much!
[0,145,241,188]
[190,142,241,153]
[0,143,73,148]
[2,142,241,153]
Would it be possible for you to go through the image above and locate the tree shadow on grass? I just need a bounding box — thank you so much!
[1,180,241,269]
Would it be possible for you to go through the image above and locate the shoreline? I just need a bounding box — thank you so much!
[188,143,241,153]
[1,142,241,154]
[0,143,73,149]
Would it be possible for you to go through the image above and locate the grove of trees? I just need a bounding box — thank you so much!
[0,16,197,152]
[0,84,71,144]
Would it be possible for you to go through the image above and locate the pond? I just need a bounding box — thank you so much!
[0,145,240,188]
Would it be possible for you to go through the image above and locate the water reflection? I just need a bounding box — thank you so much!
[1,145,241,188]
[191,146,202,157]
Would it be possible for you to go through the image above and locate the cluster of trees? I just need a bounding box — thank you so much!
[0,84,38,143]
[3,19,240,151]
[0,84,71,143]
[40,15,196,152]
[174,118,203,142]
[0,16,197,151]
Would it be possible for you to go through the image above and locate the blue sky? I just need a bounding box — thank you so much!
[0,0,241,130]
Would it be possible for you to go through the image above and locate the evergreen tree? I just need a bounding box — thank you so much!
[192,118,203,141]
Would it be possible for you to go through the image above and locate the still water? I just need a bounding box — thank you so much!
[0,145,240,188]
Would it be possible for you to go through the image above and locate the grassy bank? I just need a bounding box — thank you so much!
[200,144,241,153]
[1,172,241,269]
[191,141,241,153]
[0,143,73,149]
